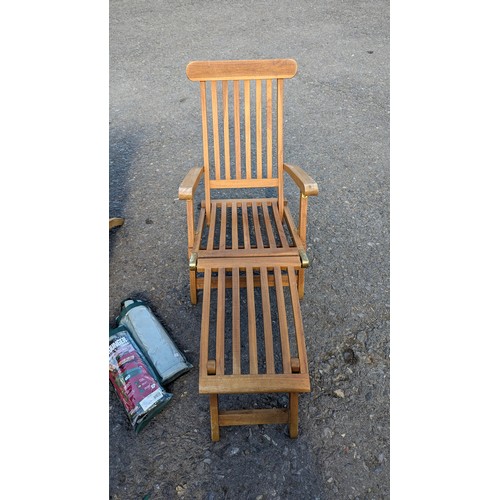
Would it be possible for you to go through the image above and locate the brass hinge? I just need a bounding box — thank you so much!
[299,249,310,268]
[189,252,198,271]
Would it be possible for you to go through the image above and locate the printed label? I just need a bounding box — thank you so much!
[139,387,163,412]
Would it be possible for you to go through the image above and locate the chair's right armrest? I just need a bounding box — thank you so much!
[283,163,318,196]
[178,166,204,200]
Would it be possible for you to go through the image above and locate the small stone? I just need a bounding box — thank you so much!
[334,389,345,398]
[342,348,357,364]
[227,446,240,456]
[327,477,334,483]
[176,484,187,496]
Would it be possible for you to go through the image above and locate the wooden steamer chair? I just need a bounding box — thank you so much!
[179,59,318,440]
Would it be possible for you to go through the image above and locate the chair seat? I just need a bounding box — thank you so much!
[195,198,302,260]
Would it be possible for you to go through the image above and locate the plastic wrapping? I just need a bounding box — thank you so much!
[117,299,192,385]
[109,326,172,433]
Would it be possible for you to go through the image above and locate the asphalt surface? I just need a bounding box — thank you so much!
[110,1,389,498]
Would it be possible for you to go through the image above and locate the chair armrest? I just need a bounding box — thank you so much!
[179,166,204,200]
[283,163,318,196]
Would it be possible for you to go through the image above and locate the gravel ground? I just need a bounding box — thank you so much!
[109,1,389,498]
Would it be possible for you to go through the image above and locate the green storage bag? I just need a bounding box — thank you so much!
[116,299,192,386]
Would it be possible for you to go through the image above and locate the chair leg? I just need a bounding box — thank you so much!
[190,270,197,304]
[288,393,299,438]
[298,269,305,299]
[209,394,220,441]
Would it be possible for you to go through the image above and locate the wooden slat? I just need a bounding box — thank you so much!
[198,247,298,259]
[222,80,231,179]
[271,200,290,248]
[199,373,311,394]
[197,273,292,290]
[205,197,278,206]
[244,80,251,179]
[266,79,273,178]
[283,204,306,251]
[277,78,284,215]
[219,200,227,250]
[186,59,298,81]
[231,201,238,250]
[232,268,241,375]
[256,79,262,178]
[260,267,275,374]
[206,202,217,250]
[198,255,300,270]
[287,267,308,374]
[241,201,250,249]
[209,178,279,189]
[252,201,264,249]
[274,266,292,374]
[211,81,221,180]
[233,81,241,179]
[282,205,308,299]
[216,269,226,375]
[200,82,211,220]
[261,203,277,249]
[199,267,212,377]
[219,408,288,426]
[246,266,258,374]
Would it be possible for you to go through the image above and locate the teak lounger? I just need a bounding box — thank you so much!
[179,59,318,440]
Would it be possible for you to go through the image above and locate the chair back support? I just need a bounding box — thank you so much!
[186,59,297,216]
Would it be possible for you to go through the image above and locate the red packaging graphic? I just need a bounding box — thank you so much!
[109,326,172,432]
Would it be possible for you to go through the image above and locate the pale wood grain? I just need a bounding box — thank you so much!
[186,58,297,81]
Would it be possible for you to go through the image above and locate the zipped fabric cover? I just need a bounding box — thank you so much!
[117,299,193,385]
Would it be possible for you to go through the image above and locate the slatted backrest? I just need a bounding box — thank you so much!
[186,59,297,217]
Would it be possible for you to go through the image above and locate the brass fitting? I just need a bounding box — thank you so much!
[189,252,198,271]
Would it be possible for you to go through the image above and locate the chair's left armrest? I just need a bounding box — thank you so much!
[179,166,204,200]
[283,163,318,196]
